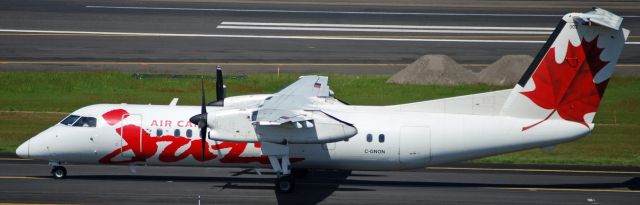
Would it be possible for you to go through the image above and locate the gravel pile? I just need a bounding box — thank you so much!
[478,55,533,85]
[387,54,534,86]
[386,55,478,85]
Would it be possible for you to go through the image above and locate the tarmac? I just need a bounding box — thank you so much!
[0,0,639,74]
[1,154,639,205]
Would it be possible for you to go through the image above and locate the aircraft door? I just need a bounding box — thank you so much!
[119,114,143,158]
[399,126,430,163]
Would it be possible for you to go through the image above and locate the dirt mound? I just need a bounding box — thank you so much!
[478,55,533,85]
[386,55,478,85]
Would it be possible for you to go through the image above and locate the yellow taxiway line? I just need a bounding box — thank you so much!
[1,61,639,68]
[0,61,404,66]
[0,176,42,180]
[0,175,636,193]
[428,166,640,175]
[0,158,31,161]
[0,204,68,205]
[463,63,640,67]
[0,203,70,205]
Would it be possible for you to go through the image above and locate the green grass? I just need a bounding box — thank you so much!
[0,72,505,111]
[1,71,638,166]
[474,124,640,166]
[0,112,66,152]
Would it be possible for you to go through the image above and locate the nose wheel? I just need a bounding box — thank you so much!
[51,166,67,179]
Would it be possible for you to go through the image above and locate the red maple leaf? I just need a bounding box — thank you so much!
[521,37,609,131]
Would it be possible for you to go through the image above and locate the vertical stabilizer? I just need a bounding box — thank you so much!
[500,8,628,131]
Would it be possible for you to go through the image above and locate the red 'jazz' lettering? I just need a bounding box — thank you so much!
[99,109,305,165]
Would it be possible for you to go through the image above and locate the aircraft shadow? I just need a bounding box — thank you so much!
[34,172,639,205]
[60,169,357,205]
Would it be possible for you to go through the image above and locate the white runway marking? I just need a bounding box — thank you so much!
[216,25,552,34]
[0,28,637,45]
[217,21,552,35]
[219,22,555,31]
[85,5,640,18]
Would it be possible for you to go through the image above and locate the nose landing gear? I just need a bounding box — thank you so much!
[51,166,67,179]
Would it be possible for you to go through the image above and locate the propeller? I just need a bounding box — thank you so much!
[189,77,208,161]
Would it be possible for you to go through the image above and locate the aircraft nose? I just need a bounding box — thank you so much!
[16,140,29,159]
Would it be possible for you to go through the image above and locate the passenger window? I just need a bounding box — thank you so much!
[60,115,80,126]
[366,134,372,142]
[174,129,181,137]
[379,134,385,143]
[156,129,163,136]
[72,117,97,127]
[186,129,192,138]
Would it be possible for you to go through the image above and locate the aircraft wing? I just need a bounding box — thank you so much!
[209,75,357,144]
[255,75,329,125]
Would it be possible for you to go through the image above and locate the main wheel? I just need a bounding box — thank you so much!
[275,175,295,193]
[51,166,67,179]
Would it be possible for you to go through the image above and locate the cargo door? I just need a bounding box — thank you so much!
[399,126,430,163]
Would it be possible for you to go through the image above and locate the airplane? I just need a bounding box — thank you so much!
[15,8,629,193]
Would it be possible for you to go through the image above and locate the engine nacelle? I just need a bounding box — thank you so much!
[207,109,260,142]
[206,109,357,144]
[255,111,357,144]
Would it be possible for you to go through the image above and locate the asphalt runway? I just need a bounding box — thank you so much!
[0,0,639,74]
[1,156,639,205]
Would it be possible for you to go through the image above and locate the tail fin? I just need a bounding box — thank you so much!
[500,8,629,131]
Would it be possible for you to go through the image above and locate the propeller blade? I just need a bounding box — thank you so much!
[199,77,207,161]
[201,126,207,161]
[200,77,207,114]
[216,65,225,103]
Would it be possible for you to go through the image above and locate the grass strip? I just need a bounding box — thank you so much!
[1,71,638,166]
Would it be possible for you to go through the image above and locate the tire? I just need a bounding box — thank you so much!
[51,166,67,179]
[275,175,295,193]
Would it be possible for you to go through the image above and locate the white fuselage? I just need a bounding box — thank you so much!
[19,95,591,171]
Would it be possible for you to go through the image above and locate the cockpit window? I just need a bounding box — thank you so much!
[72,117,97,127]
[60,115,80,126]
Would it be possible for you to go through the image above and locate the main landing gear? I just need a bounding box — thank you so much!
[268,155,295,193]
[51,166,67,179]
[275,175,295,193]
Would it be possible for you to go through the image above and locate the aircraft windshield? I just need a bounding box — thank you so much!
[60,115,80,125]
[59,115,97,127]
[72,117,97,127]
